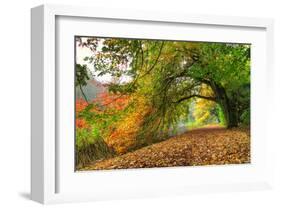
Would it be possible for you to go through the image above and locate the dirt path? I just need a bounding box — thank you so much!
[81,127,250,170]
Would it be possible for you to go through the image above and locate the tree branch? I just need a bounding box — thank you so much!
[141,41,165,77]
[173,94,216,104]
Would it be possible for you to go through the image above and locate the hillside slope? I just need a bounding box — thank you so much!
[81,127,250,170]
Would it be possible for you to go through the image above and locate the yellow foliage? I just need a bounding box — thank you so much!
[105,95,151,154]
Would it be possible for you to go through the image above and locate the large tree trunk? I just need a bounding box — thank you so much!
[210,82,238,128]
[223,101,238,128]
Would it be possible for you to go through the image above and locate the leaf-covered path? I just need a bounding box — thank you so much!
[81,127,250,170]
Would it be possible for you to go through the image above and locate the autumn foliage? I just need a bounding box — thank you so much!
[105,95,152,154]
[76,91,149,157]
[93,92,130,111]
[76,99,88,114]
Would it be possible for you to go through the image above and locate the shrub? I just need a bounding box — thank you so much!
[75,137,115,169]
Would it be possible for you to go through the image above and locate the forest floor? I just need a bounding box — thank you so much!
[81,127,250,170]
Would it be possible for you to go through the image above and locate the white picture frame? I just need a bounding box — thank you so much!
[31,4,274,204]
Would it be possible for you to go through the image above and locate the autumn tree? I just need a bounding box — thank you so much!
[80,37,250,141]
[187,43,250,127]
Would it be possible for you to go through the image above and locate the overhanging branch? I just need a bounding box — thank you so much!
[173,94,216,104]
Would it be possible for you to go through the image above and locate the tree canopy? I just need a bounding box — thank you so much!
[75,37,250,157]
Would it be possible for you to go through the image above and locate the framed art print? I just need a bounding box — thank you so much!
[31,4,274,204]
